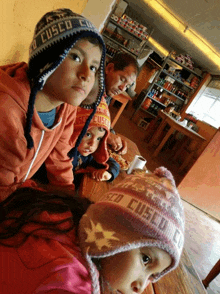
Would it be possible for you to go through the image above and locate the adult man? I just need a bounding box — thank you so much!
[82,52,139,155]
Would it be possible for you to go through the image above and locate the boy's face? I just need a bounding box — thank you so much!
[100,247,172,293]
[78,126,106,156]
[105,63,137,97]
[42,39,102,107]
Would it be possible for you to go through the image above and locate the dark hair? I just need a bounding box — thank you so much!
[0,187,92,247]
[108,52,139,76]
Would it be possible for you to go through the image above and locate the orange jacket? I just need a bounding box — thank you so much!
[0,62,76,200]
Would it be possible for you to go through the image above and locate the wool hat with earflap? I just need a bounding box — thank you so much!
[71,97,111,169]
[79,167,185,294]
[25,8,106,149]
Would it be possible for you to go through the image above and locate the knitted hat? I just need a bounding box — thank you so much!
[25,8,106,149]
[79,167,185,294]
[71,97,111,166]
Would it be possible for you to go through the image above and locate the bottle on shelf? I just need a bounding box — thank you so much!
[152,90,158,99]
[148,89,155,98]
[157,78,165,86]
[142,98,152,110]
[158,93,163,101]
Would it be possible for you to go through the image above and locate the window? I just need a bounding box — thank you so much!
[186,79,220,128]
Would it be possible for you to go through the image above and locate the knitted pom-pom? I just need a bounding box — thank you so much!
[154,166,175,183]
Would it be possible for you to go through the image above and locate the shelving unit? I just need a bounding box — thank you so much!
[102,9,153,59]
[131,54,207,119]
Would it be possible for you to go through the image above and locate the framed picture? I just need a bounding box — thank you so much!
[138,118,149,130]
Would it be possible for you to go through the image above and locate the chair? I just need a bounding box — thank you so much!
[202,259,220,289]
[110,93,132,128]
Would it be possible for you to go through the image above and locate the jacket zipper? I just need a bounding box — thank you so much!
[22,118,63,182]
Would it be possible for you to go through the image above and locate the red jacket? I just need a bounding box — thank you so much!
[0,62,77,200]
[0,211,92,293]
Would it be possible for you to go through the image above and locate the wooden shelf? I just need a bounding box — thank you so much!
[154,83,185,101]
[162,70,194,90]
[103,34,138,57]
[109,19,148,42]
[147,95,167,107]
[102,8,152,60]
[140,107,157,117]
[168,57,203,78]
[148,57,162,69]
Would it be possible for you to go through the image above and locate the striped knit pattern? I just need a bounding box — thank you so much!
[79,167,185,293]
[26,8,106,149]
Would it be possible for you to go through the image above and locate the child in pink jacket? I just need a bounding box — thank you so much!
[0,167,185,293]
[0,8,106,201]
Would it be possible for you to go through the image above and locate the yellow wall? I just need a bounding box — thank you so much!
[0,0,88,65]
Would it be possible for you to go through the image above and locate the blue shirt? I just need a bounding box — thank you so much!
[38,108,56,128]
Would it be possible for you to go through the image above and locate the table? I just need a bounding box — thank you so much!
[79,134,206,294]
[110,93,132,128]
[148,111,206,171]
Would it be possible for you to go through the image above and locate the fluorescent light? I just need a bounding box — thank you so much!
[148,36,169,56]
[143,0,220,69]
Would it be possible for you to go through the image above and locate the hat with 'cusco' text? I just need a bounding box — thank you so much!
[25,8,106,149]
[79,166,185,294]
[70,97,111,166]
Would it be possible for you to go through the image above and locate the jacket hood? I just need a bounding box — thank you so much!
[0,62,30,111]
[72,97,111,165]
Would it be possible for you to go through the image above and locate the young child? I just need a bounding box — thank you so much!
[0,167,185,294]
[0,8,106,201]
[72,97,120,188]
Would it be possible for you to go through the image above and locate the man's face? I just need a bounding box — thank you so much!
[105,63,137,97]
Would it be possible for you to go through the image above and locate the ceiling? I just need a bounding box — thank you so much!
[124,0,220,75]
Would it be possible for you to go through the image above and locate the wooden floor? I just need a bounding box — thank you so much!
[111,102,220,294]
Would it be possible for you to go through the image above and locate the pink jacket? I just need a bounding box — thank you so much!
[0,211,92,293]
[0,62,77,201]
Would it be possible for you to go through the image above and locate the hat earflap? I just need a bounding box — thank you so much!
[25,80,43,149]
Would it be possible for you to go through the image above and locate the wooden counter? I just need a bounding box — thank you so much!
[148,111,206,171]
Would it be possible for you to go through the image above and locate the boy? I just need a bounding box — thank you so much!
[0,8,106,201]
[72,98,120,188]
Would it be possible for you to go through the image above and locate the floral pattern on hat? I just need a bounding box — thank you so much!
[84,219,119,250]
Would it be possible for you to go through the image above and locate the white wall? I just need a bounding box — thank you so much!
[83,0,116,31]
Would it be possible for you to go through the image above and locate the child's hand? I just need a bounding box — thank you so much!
[107,133,127,155]
[92,170,112,181]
